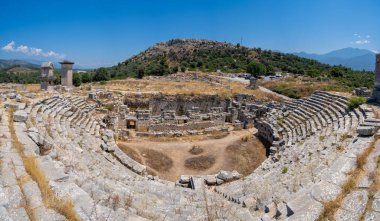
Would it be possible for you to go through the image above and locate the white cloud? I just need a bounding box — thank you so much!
[1,41,64,59]
[2,41,15,52]
[16,45,28,53]
[351,33,372,45]
[30,47,43,56]
[354,40,370,44]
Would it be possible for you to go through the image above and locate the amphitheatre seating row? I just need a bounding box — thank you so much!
[215,91,373,220]
[24,95,254,220]
[0,110,69,220]
[270,91,363,149]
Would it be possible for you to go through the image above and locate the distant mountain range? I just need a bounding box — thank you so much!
[0,59,39,70]
[0,59,88,71]
[294,48,377,71]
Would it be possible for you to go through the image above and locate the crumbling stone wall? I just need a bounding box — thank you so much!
[148,120,224,132]
[149,94,228,115]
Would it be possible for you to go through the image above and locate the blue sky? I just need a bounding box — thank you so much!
[1,0,379,68]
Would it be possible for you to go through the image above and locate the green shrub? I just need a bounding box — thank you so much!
[100,81,107,85]
[272,85,301,99]
[282,166,288,174]
[347,96,366,109]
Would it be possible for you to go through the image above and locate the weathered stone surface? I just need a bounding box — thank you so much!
[217,170,233,181]
[4,185,25,209]
[13,110,28,122]
[216,178,224,185]
[205,175,217,185]
[357,126,376,136]
[311,181,341,202]
[335,190,368,221]
[34,207,67,221]
[0,206,12,221]
[364,211,380,221]
[8,207,29,221]
[15,94,22,102]
[286,197,323,221]
[0,187,9,208]
[372,197,380,212]
[22,180,43,209]
[179,175,190,184]
[231,170,241,179]
[38,156,69,181]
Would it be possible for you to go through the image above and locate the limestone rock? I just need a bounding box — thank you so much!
[217,170,233,181]
[13,110,28,122]
[357,126,375,136]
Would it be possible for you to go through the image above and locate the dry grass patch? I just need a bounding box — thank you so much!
[189,145,204,155]
[141,149,173,172]
[362,156,380,219]
[318,139,376,221]
[184,155,216,170]
[95,76,283,102]
[259,76,351,98]
[8,109,80,221]
[118,143,143,164]
[225,139,267,176]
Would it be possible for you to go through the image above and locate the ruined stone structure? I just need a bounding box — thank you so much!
[354,87,372,98]
[106,93,268,137]
[374,54,380,102]
[1,88,380,220]
[60,60,74,87]
[248,77,257,89]
[40,62,55,90]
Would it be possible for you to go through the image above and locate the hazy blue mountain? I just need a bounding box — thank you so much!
[294,48,376,71]
[0,59,39,70]
[0,59,89,70]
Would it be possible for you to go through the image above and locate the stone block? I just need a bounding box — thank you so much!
[357,126,375,136]
[13,110,28,122]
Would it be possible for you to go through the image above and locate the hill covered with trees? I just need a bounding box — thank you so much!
[88,39,373,89]
[0,39,374,92]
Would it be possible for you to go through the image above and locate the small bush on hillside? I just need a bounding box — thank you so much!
[347,96,366,109]
[272,85,301,99]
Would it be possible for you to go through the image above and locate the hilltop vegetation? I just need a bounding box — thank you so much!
[0,39,374,97]
[0,65,40,84]
[84,39,373,92]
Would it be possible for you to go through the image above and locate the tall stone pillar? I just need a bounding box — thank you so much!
[60,60,74,87]
[374,54,380,102]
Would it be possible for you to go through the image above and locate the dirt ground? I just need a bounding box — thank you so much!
[118,128,267,181]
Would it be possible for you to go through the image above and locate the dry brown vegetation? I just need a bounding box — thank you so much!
[118,128,266,181]
[92,75,282,102]
[8,109,80,221]
[259,76,352,98]
[184,155,216,170]
[118,144,143,164]
[140,149,173,172]
[225,138,267,176]
[144,131,229,143]
[318,139,376,221]
[189,145,204,155]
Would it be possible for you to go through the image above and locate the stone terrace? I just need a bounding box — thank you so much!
[1,90,379,220]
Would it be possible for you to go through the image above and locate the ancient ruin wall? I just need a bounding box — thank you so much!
[148,120,224,132]
[149,94,229,115]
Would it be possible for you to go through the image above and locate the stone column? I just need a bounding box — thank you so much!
[374,54,380,101]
